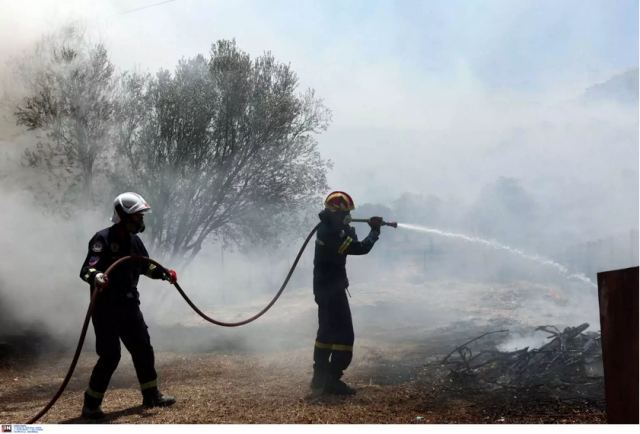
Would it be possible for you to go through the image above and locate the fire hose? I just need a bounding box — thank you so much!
[24,218,396,424]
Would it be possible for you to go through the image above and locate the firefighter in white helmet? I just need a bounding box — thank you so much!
[79,192,177,419]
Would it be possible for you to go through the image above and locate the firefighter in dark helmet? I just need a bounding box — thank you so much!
[79,192,178,419]
[311,191,383,395]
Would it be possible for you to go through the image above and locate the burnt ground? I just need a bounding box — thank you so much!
[0,335,605,424]
[0,279,607,424]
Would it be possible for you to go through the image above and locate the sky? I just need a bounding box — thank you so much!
[4,0,635,88]
[2,0,637,116]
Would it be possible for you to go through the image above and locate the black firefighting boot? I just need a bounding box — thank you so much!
[81,391,105,419]
[323,371,356,396]
[311,345,331,392]
[310,366,328,391]
[142,387,176,408]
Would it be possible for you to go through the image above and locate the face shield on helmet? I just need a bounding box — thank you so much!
[111,192,151,233]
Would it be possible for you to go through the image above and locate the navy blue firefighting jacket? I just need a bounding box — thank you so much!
[79,226,165,304]
[313,210,379,294]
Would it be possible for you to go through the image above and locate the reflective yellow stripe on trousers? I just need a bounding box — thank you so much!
[315,341,353,352]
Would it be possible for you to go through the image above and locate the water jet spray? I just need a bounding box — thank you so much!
[396,222,596,288]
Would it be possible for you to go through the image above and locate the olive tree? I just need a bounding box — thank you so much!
[115,40,331,263]
[14,25,117,207]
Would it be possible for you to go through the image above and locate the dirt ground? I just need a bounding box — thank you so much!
[0,337,605,424]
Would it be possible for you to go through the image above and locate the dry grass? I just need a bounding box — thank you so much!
[0,342,605,424]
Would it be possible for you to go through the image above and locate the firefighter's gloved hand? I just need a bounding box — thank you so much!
[163,269,178,284]
[368,216,383,231]
[94,273,108,291]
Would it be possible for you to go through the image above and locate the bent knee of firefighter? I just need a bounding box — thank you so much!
[99,352,121,371]
[130,343,154,362]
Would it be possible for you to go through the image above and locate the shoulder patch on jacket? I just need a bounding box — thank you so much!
[91,241,104,253]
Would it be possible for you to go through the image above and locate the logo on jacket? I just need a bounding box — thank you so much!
[91,241,103,253]
[110,242,120,253]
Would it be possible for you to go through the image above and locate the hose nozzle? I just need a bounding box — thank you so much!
[351,218,398,228]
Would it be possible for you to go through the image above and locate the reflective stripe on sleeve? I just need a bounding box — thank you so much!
[337,237,353,254]
[83,268,97,282]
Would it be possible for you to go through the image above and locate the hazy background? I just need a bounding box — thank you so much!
[0,0,637,355]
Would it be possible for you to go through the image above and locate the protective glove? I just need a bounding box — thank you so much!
[94,272,108,291]
[163,269,178,284]
[368,216,383,231]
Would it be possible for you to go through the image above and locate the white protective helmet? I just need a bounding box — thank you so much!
[111,192,152,223]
